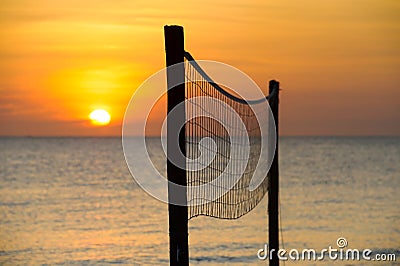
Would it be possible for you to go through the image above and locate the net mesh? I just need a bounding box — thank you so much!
[184,52,277,220]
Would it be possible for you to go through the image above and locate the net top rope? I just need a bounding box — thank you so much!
[184,51,277,104]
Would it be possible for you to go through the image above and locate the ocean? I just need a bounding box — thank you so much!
[0,137,399,265]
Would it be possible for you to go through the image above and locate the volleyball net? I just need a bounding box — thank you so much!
[183,51,278,220]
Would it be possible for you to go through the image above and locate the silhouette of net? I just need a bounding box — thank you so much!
[184,51,277,219]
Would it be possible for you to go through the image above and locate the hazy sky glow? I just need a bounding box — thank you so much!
[1,0,399,136]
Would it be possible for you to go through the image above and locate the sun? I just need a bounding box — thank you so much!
[89,109,111,126]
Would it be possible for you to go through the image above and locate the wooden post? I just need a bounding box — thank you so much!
[268,80,280,266]
[164,25,189,266]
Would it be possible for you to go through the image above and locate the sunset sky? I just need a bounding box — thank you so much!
[1,0,399,136]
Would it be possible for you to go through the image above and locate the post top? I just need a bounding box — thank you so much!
[164,25,183,30]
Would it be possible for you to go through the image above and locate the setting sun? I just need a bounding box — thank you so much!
[89,109,111,126]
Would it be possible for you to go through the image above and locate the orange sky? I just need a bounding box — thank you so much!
[0,0,399,136]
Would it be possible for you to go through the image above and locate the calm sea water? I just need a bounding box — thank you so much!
[0,137,399,265]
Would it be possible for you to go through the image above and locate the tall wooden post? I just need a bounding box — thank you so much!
[268,80,280,266]
[164,25,189,266]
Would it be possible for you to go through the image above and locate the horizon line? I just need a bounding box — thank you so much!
[0,134,399,138]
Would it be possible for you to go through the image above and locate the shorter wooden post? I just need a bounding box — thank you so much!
[268,80,280,266]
